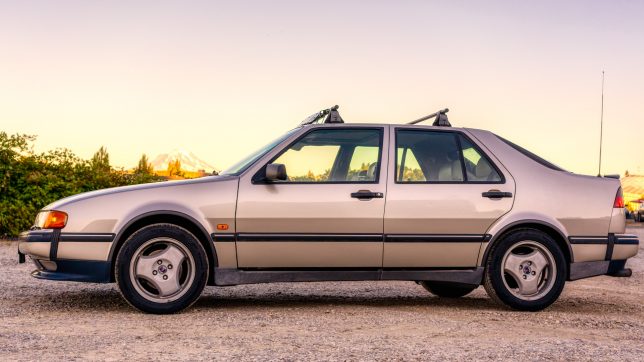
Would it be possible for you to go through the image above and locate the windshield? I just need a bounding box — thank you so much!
[220,129,298,176]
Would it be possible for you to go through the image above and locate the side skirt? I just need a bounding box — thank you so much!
[214,267,484,287]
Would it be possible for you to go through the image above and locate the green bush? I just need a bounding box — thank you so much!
[0,132,164,237]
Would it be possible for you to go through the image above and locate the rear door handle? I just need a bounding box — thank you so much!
[351,190,384,200]
[482,190,513,198]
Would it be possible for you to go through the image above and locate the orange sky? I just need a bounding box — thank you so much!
[1,1,643,175]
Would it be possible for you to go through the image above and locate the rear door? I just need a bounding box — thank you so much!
[383,127,515,267]
[235,125,388,268]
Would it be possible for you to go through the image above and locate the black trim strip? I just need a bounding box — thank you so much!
[568,236,608,245]
[236,233,383,242]
[234,233,492,243]
[213,267,484,286]
[605,233,615,261]
[59,233,115,242]
[211,233,235,242]
[50,229,61,260]
[385,234,491,243]
[614,239,639,245]
[19,231,54,243]
[615,234,640,245]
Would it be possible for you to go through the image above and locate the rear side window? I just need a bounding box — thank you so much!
[396,130,502,183]
[496,135,567,172]
[459,135,502,182]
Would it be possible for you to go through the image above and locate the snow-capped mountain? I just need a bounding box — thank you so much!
[150,149,216,172]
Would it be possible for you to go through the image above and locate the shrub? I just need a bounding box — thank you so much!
[0,132,164,237]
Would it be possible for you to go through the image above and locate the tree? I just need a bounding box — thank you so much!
[135,154,154,175]
[91,146,110,173]
[167,158,183,177]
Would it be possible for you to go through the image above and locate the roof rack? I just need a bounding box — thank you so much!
[299,105,345,126]
[407,108,451,127]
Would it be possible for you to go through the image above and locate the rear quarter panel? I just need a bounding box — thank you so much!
[468,129,621,263]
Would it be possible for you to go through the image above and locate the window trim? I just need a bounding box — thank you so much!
[393,128,506,185]
[252,126,385,185]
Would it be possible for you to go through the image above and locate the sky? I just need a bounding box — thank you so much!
[1,0,643,175]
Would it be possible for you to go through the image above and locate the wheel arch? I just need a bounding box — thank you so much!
[480,220,572,273]
[108,211,217,284]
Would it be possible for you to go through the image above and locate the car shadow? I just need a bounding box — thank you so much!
[193,293,497,311]
[21,285,626,315]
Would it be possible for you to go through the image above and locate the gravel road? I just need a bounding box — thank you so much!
[1,227,642,361]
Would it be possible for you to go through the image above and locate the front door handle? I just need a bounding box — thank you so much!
[351,190,384,200]
[482,190,513,199]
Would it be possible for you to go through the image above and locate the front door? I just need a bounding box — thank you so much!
[235,126,388,268]
[383,127,515,267]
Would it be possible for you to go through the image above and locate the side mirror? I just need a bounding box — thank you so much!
[265,163,287,181]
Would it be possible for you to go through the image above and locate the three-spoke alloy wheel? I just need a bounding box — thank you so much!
[484,229,566,311]
[116,224,209,314]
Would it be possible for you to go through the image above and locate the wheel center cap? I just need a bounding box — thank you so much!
[523,266,531,274]
[158,265,167,274]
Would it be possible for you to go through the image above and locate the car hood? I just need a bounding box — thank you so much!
[44,175,238,210]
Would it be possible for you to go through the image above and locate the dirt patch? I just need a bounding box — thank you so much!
[1,228,642,361]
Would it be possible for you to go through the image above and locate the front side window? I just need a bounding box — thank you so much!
[396,130,502,183]
[270,128,382,183]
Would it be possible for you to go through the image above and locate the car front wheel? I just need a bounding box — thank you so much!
[115,223,209,314]
[483,229,566,311]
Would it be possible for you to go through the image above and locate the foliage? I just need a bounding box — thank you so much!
[0,132,164,237]
[167,158,183,178]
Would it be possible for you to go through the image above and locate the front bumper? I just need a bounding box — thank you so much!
[569,233,639,280]
[19,230,114,283]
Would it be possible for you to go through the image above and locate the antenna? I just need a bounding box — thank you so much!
[598,70,605,176]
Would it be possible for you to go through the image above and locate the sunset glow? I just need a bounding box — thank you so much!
[1,1,643,175]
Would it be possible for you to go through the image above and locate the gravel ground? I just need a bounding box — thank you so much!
[1,226,642,361]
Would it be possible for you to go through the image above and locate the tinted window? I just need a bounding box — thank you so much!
[272,129,382,183]
[459,135,502,182]
[396,130,502,183]
[396,130,464,182]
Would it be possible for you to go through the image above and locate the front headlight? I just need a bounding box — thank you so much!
[35,210,68,229]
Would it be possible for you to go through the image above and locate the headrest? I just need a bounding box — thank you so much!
[475,161,492,178]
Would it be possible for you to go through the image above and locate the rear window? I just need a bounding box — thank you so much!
[495,135,568,172]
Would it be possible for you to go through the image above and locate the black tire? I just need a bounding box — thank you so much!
[115,223,209,314]
[420,281,477,298]
[483,229,566,311]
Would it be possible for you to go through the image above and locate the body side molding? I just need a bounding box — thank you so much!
[214,267,484,286]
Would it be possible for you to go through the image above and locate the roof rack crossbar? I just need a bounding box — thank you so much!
[407,108,451,126]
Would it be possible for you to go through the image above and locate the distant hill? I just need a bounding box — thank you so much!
[151,149,216,172]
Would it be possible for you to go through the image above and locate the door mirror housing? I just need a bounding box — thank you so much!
[265,163,287,181]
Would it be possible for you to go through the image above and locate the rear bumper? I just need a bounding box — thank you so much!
[18,230,114,283]
[569,234,639,280]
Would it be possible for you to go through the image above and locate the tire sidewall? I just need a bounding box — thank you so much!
[115,223,209,314]
[486,230,566,311]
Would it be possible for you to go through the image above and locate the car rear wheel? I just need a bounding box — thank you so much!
[483,229,566,311]
[419,281,477,298]
[115,223,209,314]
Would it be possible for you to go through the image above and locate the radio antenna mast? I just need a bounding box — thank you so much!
[598,70,605,177]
